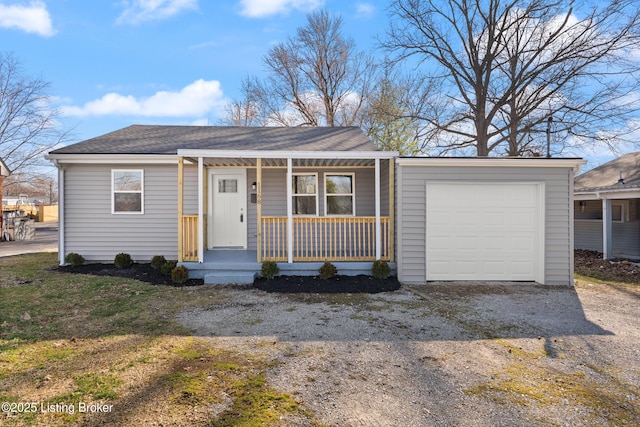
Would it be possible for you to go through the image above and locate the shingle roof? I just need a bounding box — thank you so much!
[575,152,640,191]
[49,125,377,155]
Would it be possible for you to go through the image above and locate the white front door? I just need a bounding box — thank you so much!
[208,169,247,248]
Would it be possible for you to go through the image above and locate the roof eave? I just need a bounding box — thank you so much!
[45,153,180,165]
[574,187,640,200]
[396,157,586,171]
[176,149,398,160]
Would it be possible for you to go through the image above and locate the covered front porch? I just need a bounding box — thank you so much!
[574,190,640,259]
[175,148,396,281]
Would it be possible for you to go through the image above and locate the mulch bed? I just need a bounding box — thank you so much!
[574,249,640,284]
[56,263,204,287]
[56,263,400,293]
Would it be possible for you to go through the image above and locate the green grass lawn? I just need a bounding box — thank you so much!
[0,253,314,426]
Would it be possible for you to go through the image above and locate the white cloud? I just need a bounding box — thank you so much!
[61,79,226,118]
[239,0,323,18]
[0,1,55,36]
[116,0,198,25]
[355,2,375,19]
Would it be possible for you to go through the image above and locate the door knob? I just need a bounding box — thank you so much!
[240,214,244,222]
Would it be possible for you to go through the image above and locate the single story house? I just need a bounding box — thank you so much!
[574,152,640,259]
[46,125,585,285]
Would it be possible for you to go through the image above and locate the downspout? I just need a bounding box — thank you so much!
[569,169,575,285]
[375,158,381,260]
[56,161,65,265]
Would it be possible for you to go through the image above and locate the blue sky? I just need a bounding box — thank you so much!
[0,0,635,170]
[2,0,385,140]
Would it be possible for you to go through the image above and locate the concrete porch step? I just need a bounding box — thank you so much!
[204,271,257,285]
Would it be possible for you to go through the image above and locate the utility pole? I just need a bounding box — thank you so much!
[546,116,553,158]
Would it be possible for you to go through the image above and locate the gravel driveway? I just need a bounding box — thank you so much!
[179,282,639,426]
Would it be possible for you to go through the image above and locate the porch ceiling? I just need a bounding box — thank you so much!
[196,157,377,167]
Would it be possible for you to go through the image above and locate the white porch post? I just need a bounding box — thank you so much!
[375,158,381,260]
[198,156,204,263]
[256,158,262,262]
[287,158,293,263]
[602,198,612,259]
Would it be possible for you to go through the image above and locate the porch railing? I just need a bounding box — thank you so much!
[181,215,199,262]
[261,216,390,262]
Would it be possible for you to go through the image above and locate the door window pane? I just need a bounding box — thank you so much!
[218,179,238,193]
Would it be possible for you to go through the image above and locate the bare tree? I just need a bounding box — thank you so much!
[219,77,265,126]
[384,0,640,156]
[0,52,69,179]
[363,70,443,155]
[244,10,377,127]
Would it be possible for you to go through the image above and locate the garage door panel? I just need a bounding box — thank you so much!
[428,235,453,251]
[456,260,480,275]
[454,211,477,226]
[483,235,506,250]
[426,182,543,282]
[484,261,506,275]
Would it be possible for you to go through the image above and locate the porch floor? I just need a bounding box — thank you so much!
[180,249,396,285]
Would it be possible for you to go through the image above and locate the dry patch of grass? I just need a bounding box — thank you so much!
[465,339,640,426]
[0,253,315,426]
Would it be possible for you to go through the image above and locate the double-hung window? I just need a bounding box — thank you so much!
[292,173,317,215]
[112,169,144,214]
[325,174,355,216]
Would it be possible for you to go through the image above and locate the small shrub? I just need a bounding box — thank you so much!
[151,255,167,271]
[372,260,391,279]
[65,252,85,266]
[161,260,178,276]
[171,265,189,284]
[114,252,133,269]
[319,261,337,280]
[261,261,280,279]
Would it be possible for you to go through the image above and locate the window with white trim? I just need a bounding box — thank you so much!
[612,200,628,222]
[325,173,355,216]
[292,173,318,215]
[112,169,144,214]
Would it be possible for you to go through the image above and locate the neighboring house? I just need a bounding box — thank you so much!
[574,152,640,260]
[0,157,11,237]
[47,125,584,285]
[0,157,9,196]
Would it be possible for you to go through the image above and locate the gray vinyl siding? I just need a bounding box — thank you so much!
[380,159,390,217]
[63,163,178,262]
[574,199,640,258]
[396,165,574,285]
[64,163,388,262]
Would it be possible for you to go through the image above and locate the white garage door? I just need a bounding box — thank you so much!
[425,182,544,282]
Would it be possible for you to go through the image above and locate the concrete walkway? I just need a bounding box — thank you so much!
[0,221,58,257]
